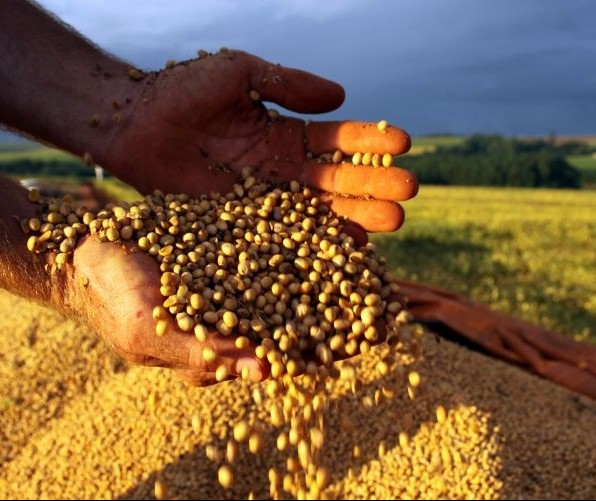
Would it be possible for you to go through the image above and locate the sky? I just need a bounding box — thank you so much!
[22,0,596,136]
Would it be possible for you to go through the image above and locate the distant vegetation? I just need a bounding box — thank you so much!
[1,134,596,189]
[0,157,97,179]
[566,154,596,187]
[407,134,467,155]
[400,134,596,188]
[0,143,98,179]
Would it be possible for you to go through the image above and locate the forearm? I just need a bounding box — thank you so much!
[0,174,66,310]
[0,0,140,166]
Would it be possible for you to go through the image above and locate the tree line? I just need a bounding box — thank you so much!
[0,158,99,179]
[398,135,589,188]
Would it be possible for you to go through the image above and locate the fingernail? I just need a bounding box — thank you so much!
[236,358,263,382]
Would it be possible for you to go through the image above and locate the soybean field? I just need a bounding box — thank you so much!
[375,185,596,343]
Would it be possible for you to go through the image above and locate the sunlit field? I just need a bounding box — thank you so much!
[374,185,596,343]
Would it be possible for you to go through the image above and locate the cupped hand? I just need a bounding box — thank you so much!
[66,236,269,387]
[105,50,417,233]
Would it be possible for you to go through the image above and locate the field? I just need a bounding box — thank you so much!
[411,135,467,148]
[0,146,75,161]
[392,135,595,344]
[376,186,596,343]
[567,154,596,187]
[406,135,466,155]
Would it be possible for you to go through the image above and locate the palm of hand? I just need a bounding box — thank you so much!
[109,51,324,193]
[70,236,264,386]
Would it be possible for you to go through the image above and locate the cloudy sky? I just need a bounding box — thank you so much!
[35,0,596,136]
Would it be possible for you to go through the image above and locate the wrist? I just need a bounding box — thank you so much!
[47,65,147,171]
[93,70,153,178]
[0,0,147,173]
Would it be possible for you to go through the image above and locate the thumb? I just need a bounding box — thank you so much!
[145,325,270,387]
[249,55,345,114]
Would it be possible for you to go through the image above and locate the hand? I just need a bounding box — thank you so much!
[66,236,268,387]
[104,50,418,233]
[65,236,405,385]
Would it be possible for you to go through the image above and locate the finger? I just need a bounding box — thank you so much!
[320,194,406,233]
[176,368,218,387]
[144,326,269,384]
[301,163,418,201]
[305,121,411,156]
[342,222,369,247]
[250,57,345,114]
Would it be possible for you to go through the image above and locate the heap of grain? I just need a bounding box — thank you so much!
[23,165,421,499]
[3,301,595,500]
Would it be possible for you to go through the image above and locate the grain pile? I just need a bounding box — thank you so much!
[1,292,595,499]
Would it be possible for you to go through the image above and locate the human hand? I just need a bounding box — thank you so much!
[65,236,268,387]
[102,50,417,233]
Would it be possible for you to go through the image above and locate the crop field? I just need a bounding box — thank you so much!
[405,135,466,155]
[0,147,75,162]
[376,185,596,343]
[567,154,596,187]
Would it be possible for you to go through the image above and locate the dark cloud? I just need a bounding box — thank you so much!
[28,0,596,135]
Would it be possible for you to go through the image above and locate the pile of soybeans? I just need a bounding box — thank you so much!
[1,170,595,499]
